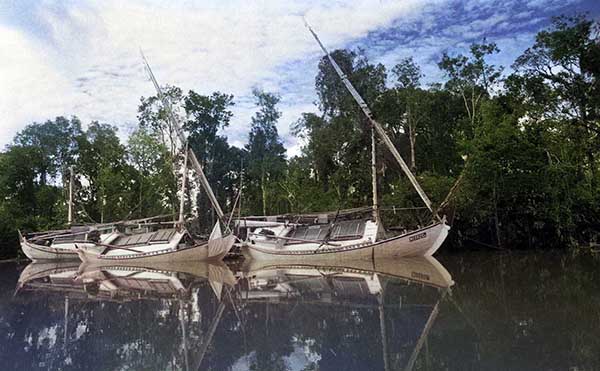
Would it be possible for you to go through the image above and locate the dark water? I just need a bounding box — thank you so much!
[0,251,599,371]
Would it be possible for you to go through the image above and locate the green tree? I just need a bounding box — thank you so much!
[0,117,82,255]
[183,91,240,225]
[138,85,185,156]
[512,14,600,188]
[439,40,503,135]
[295,49,387,209]
[14,116,82,185]
[128,127,177,219]
[506,14,600,243]
[75,122,130,222]
[245,88,287,215]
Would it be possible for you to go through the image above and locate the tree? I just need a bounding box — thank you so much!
[512,14,600,188]
[138,85,185,157]
[75,122,129,222]
[298,48,387,208]
[183,91,240,225]
[128,127,177,219]
[439,40,503,133]
[316,48,387,119]
[245,88,287,215]
[391,57,425,171]
[14,116,82,185]
[0,117,82,254]
[184,91,234,166]
[392,57,422,89]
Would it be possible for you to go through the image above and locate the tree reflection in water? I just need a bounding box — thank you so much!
[1,251,599,370]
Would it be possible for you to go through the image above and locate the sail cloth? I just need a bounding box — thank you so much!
[207,263,236,299]
[304,20,440,221]
[207,222,232,258]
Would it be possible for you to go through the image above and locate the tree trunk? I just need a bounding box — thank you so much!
[139,178,143,218]
[407,102,417,171]
[261,170,267,216]
[493,181,502,248]
[409,123,416,172]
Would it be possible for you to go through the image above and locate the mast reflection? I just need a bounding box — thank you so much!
[12,257,454,371]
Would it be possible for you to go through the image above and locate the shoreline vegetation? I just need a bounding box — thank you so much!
[1,15,598,258]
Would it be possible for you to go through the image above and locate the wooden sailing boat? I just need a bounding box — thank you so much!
[19,166,121,261]
[76,55,235,264]
[238,22,450,261]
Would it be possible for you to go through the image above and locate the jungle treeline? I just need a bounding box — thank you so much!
[0,15,598,257]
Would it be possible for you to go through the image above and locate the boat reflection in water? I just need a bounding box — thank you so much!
[234,257,453,371]
[13,260,237,371]
[11,257,453,371]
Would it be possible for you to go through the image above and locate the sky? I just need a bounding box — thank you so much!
[1,0,599,157]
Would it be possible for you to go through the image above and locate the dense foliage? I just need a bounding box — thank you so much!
[0,15,598,257]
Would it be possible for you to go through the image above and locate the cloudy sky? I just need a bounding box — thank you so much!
[1,0,599,156]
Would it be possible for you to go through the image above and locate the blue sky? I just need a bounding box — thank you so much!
[1,0,599,156]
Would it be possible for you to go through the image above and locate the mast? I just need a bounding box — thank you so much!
[371,127,379,223]
[179,141,189,224]
[304,20,440,220]
[140,51,225,222]
[378,291,390,371]
[179,299,190,371]
[63,296,69,349]
[67,166,74,225]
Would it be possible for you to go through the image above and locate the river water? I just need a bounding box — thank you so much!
[0,251,598,370]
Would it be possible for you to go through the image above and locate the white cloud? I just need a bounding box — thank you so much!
[1,0,593,154]
[0,25,76,146]
[0,0,432,153]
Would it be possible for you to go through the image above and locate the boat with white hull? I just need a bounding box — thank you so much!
[19,226,117,261]
[76,56,238,264]
[236,24,453,261]
[240,219,449,261]
[18,166,119,261]
[77,223,236,264]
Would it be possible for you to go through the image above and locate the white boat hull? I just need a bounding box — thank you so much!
[77,235,236,264]
[243,222,449,261]
[20,240,95,261]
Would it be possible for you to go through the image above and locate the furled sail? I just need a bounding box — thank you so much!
[141,52,225,221]
[304,20,439,220]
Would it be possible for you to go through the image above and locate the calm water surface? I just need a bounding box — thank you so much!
[0,251,598,370]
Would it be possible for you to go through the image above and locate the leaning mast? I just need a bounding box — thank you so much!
[67,166,74,225]
[140,52,226,223]
[304,20,440,221]
[371,128,379,223]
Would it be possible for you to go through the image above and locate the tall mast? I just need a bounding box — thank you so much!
[67,166,74,225]
[140,51,225,222]
[304,20,439,220]
[178,141,190,224]
[371,127,379,223]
